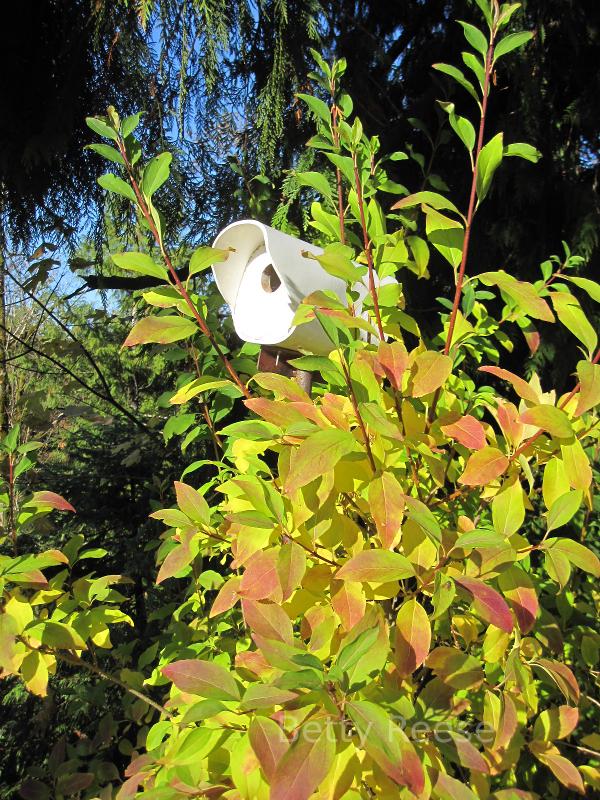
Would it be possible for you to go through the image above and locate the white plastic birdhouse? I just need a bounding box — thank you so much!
[212,219,385,355]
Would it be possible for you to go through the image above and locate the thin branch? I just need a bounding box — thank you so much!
[41,646,172,718]
[8,271,115,402]
[352,154,385,341]
[444,38,495,356]
[340,357,377,473]
[330,95,346,245]
[0,321,153,435]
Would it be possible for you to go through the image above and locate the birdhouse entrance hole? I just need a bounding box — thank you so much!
[260,263,281,293]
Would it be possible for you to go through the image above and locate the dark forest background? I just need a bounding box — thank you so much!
[0,1,598,795]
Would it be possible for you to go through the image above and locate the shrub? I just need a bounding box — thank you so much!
[1,2,599,798]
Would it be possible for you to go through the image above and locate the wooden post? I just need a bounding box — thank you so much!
[257,347,313,396]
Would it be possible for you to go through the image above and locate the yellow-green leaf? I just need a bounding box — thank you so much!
[520,404,573,439]
[575,360,600,416]
[550,291,597,355]
[492,477,525,537]
[284,429,358,494]
[123,316,197,347]
[410,351,453,397]
[336,550,414,583]
[111,251,168,281]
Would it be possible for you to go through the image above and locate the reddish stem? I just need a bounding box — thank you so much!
[340,358,377,473]
[444,39,495,356]
[352,155,385,341]
[330,102,346,245]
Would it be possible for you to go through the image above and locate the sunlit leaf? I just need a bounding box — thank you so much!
[123,316,197,347]
[459,446,508,486]
[395,598,431,677]
[162,659,240,700]
[336,550,414,583]
[454,575,513,633]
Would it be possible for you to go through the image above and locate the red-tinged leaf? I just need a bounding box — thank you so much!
[209,576,241,618]
[18,779,51,800]
[36,549,69,566]
[533,705,579,741]
[368,472,405,549]
[441,414,487,450]
[239,549,281,601]
[30,491,75,513]
[484,690,518,755]
[336,549,414,583]
[522,320,541,355]
[244,398,307,428]
[532,658,580,703]
[410,351,452,397]
[277,542,306,601]
[446,731,490,773]
[346,700,425,794]
[434,771,479,799]
[377,340,409,390]
[253,372,311,402]
[235,649,272,678]
[162,659,240,700]
[56,774,95,795]
[496,400,524,447]
[498,566,538,633]
[494,692,518,752]
[241,599,293,644]
[458,446,509,487]
[122,315,197,346]
[284,428,358,495]
[241,684,297,712]
[156,542,191,584]
[529,742,585,795]
[15,570,48,587]
[575,360,600,416]
[248,716,289,782]
[520,404,573,439]
[174,481,210,525]
[479,366,540,403]
[426,646,484,689]
[270,718,336,800]
[288,401,328,428]
[454,575,514,633]
[395,598,431,677]
[332,581,366,631]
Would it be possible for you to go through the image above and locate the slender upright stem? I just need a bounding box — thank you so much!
[116,140,250,399]
[444,39,495,356]
[189,345,222,455]
[340,357,377,473]
[426,35,496,433]
[352,155,385,340]
[330,95,346,245]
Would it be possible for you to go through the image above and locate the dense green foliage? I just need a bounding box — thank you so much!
[1,2,600,799]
